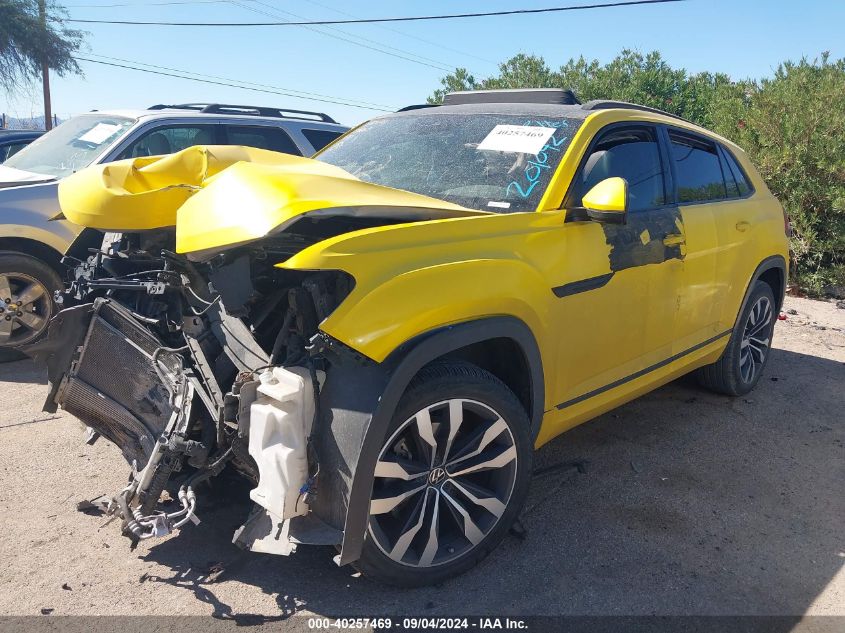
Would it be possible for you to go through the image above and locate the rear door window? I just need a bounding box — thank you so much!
[223,125,300,155]
[668,131,727,203]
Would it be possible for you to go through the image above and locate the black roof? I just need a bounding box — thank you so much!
[392,90,691,124]
[443,88,580,106]
[0,130,44,142]
[386,102,593,120]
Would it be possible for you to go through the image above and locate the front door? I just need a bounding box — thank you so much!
[546,123,685,426]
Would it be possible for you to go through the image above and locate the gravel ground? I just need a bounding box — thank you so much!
[0,296,842,619]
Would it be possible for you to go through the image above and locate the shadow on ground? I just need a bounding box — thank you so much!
[0,355,46,384]
[124,348,844,622]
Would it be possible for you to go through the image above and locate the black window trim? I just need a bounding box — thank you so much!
[717,143,741,198]
[663,124,756,206]
[563,121,673,221]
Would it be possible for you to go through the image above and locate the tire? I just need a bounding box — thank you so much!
[354,361,533,587]
[0,252,63,355]
[696,280,776,396]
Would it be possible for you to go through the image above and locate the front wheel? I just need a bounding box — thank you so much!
[0,252,63,361]
[696,280,777,396]
[354,361,533,586]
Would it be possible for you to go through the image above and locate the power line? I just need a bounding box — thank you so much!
[302,0,498,67]
[74,56,394,112]
[61,1,688,26]
[86,53,392,108]
[226,0,454,72]
[65,0,236,6]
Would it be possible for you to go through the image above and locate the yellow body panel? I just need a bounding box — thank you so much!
[280,109,788,447]
[57,145,483,256]
[56,108,789,450]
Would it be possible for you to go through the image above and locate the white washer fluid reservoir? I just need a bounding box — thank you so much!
[248,366,318,521]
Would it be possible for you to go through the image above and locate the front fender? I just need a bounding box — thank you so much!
[321,257,552,365]
[314,316,544,566]
[0,182,81,253]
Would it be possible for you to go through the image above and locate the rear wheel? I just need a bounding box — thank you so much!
[696,280,776,396]
[0,253,62,360]
[354,361,533,587]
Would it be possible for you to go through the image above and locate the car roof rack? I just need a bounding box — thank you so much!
[147,103,337,124]
[396,104,438,112]
[581,100,692,124]
[443,88,581,106]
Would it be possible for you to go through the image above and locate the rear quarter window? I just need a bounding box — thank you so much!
[225,125,300,155]
[720,146,754,197]
[302,128,344,152]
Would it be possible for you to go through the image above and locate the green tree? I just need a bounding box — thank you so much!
[429,50,734,127]
[428,68,478,104]
[0,0,84,94]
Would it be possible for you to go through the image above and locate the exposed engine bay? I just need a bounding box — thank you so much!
[33,224,366,553]
[25,144,493,568]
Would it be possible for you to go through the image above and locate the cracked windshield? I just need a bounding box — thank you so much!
[317,114,582,213]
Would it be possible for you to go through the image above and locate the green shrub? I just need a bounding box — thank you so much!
[711,54,845,295]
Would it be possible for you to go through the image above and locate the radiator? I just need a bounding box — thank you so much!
[56,299,182,466]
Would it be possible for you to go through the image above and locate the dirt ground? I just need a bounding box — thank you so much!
[0,296,842,620]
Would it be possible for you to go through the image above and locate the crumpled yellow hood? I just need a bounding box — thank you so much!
[57,145,485,256]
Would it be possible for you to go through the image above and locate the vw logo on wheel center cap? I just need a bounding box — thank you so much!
[428,467,447,486]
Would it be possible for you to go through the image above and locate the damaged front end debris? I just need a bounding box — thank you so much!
[29,227,361,557]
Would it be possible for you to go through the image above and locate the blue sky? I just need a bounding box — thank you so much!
[2,0,843,126]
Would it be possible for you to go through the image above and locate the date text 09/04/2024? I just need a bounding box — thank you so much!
[306,617,529,630]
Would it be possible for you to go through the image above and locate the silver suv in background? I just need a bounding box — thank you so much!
[0,103,348,356]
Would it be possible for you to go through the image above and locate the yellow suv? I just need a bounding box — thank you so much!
[31,89,789,587]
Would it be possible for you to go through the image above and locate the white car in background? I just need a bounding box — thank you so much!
[0,103,348,356]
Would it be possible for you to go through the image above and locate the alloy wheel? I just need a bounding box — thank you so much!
[0,272,52,347]
[368,398,518,568]
[739,295,773,383]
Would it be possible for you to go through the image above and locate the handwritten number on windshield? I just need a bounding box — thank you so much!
[506,131,568,199]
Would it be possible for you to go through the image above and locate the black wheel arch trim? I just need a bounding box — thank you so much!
[313,316,545,566]
[735,254,787,322]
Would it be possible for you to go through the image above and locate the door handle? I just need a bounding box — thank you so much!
[736,220,751,232]
[662,234,685,247]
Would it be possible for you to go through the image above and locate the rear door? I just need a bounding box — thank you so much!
[663,129,722,349]
[664,128,738,349]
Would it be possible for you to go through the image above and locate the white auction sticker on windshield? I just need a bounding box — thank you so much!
[477,124,556,155]
[78,123,122,145]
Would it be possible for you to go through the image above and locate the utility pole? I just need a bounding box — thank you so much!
[39,0,53,131]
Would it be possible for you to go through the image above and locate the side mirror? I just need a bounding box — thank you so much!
[581,177,628,224]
